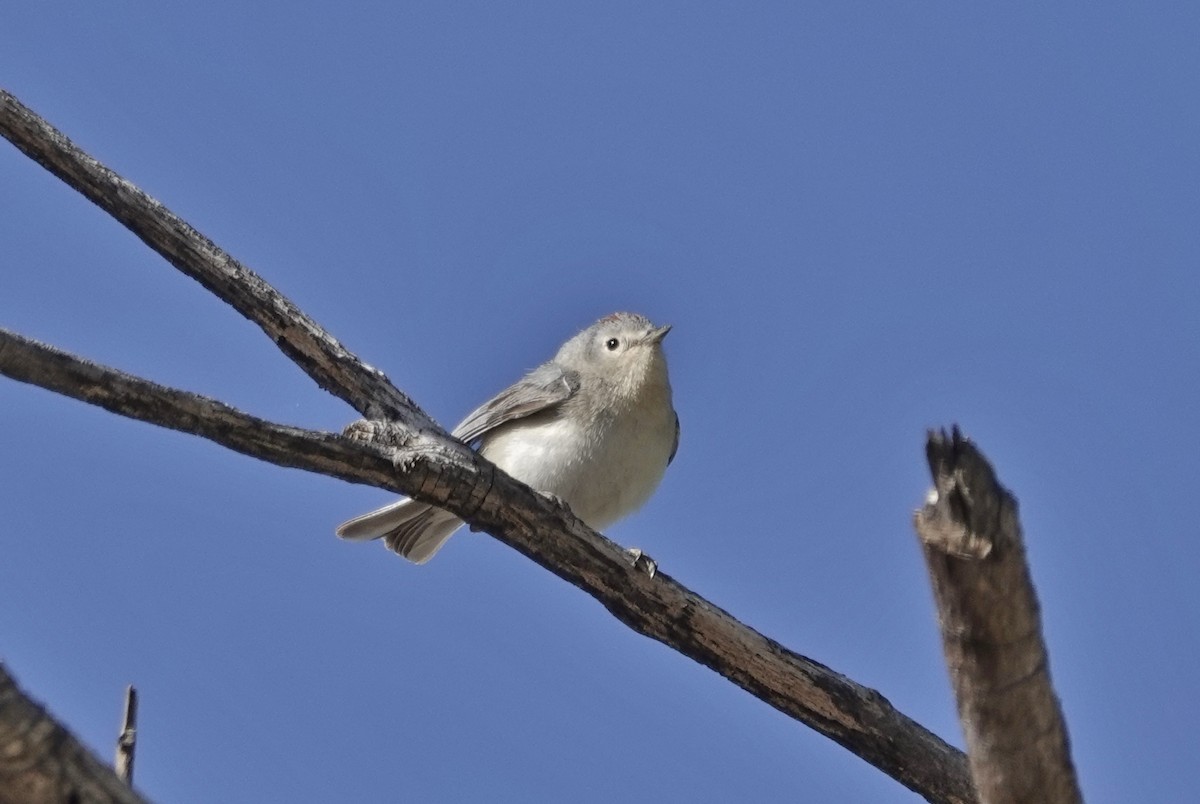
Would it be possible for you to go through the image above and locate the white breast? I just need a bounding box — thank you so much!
[479,404,674,530]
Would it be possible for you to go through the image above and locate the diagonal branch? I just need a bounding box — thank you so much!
[2,87,977,802]
[0,332,975,804]
[0,327,507,539]
[0,87,427,426]
[914,428,1081,804]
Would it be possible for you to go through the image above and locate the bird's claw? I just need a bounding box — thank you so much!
[538,490,571,510]
[625,547,657,578]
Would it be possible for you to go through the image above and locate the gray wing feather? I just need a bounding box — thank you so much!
[451,362,580,443]
[382,507,463,564]
[334,363,578,563]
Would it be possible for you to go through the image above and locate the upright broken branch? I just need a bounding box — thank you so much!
[114,686,137,786]
[914,428,1081,804]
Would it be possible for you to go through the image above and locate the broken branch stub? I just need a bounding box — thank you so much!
[914,427,1082,804]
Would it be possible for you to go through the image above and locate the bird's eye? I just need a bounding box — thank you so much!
[605,337,620,351]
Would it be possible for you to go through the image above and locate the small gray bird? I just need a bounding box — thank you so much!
[336,312,679,563]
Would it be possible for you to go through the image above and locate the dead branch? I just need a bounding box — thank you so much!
[0,89,425,427]
[1,86,977,803]
[0,328,975,803]
[114,686,137,785]
[914,428,1081,804]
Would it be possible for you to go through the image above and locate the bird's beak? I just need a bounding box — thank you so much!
[647,324,672,344]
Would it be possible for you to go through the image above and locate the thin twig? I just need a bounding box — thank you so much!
[114,686,138,785]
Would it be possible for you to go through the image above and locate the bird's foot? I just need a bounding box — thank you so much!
[625,547,657,578]
[537,490,573,512]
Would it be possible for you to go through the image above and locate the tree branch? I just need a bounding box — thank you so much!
[914,428,1081,804]
[2,86,977,803]
[0,664,148,804]
[0,333,974,803]
[0,87,427,427]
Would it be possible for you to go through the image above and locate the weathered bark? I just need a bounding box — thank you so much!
[1,86,978,803]
[0,89,426,428]
[914,428,1081,804]
[0,329,975,803]
[0,664,148,804]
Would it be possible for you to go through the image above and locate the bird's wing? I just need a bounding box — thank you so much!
[451,363,581,444]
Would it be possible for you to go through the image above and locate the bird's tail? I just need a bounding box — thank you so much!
[336,499,463,564]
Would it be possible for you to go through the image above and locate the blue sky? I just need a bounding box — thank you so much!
[3,4,1198,802]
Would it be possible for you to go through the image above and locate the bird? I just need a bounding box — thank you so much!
[336,312,679,563]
